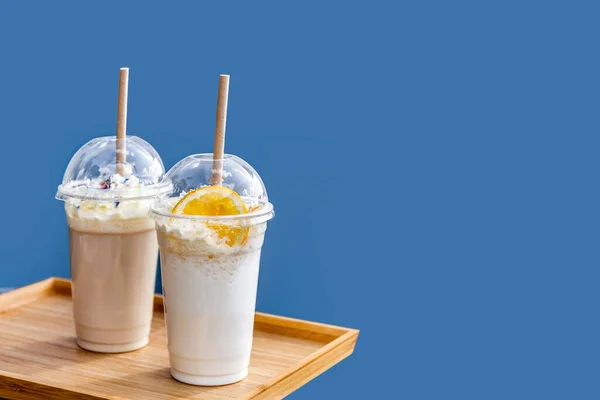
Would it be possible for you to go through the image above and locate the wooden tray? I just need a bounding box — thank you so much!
[0,278,358,399]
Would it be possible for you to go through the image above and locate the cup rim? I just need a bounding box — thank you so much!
[56,181,173,202]
[149,201,274,223]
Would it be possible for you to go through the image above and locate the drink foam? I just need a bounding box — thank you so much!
[152,197,267,255]
[63,173,157,234]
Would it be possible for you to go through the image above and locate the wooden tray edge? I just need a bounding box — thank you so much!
[0,370,120,400]
[248,329,359,399]
[0,278,56,314]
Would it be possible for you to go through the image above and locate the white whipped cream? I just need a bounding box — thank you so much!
[63,174,157,234]
[152,198,267,256]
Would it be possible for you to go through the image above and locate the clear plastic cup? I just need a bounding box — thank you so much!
[150,153,274,386]
[56,136,168,353]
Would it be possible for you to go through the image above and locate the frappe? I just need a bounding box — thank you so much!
[150,153,274,385]
[56,135,168,353]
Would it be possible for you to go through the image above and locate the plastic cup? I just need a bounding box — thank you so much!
[56,136,168,353]
[150,154,274,386]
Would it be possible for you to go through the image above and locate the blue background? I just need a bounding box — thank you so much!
[0,1,598,398]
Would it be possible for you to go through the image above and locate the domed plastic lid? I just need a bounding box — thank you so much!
[150,153,274,223]
[56,136,168,201]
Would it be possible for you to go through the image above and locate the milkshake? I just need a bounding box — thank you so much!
[150,153,274,385]
[56,135,168,353]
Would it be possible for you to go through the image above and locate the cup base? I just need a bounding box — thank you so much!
[170,368,248,386]
[76,337,149,353]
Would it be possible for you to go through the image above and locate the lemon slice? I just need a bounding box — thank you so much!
[172,186,249,246]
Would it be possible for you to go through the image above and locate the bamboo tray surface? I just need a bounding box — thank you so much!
[0,278,358,400]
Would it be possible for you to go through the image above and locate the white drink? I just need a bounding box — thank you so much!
[150,153,274,386]
[156,220,266,385]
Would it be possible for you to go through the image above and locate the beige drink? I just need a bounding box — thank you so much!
[69,227,158,352]
[57,135,167,353]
